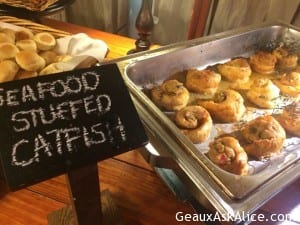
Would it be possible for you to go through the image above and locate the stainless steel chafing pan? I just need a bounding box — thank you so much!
[112,21,300,222]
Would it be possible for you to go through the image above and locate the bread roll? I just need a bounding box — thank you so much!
[16,39,38,52]
[151,79,190,111]
[208,136,248,175]
[34,32,56,51]
[39,50,57,65]
[241,115,286,160]
[15,50,46,72]
[0,43,19,61]
[15,70,38,80]
[0,32,14,44]
[55,54,72,62]
[1,28,15,43]
[185,69,221,95]
[250,51,277,74]
[217,58,252,82]
[0,60,19,82]
[39,63,63,75]
[15,29,34,41]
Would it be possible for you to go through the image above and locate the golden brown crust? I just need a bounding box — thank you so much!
[151,79,189,111]
[34,32,56,51]
[39,50,57,65]
[175,105,212,143]
[217,58,252,82]
[241,115,286,160]
[15,50,46,72]
[272,47,298,69]
[16,39,37,52]
[196,89,246,123]
[0,32,14,44]
[15,29,34,41]
[39,63,63,75]
[207,136,248,175]
[276,101,300,136]
[250,51,277,74]
[246,78,280,108]
[0,42,19,61]
[273,72,300,98]
[0,60,19,82]
[1,28,15,43]
[185,69,221,95]
[15,70,38,80]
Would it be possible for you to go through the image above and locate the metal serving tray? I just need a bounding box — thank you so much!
[113,21,300,222]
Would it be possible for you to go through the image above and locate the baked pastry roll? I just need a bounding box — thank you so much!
[175,105,212,143]
[276,101,300,136]
[207,136,248,175]
[272,47,298,69]
[250,51,277,74]
[273,71,300,98]
[241,115,286,160]
[246,78,280,108]
[196,89,246,123]
[217,58,252,83]
[151,79,189,111]
[185,69,221,95]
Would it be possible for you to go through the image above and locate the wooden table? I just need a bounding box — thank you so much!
[0,18,299,225]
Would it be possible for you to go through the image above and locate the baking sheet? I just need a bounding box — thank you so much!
[123,23,300,200]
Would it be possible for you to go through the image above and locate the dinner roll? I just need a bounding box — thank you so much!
[1,28,15,43]
[0,32,14,44]
[15,29,34,41]
[55,54,72,62]
[16,39,38,52]
[39,51,57,65]
[15,70,38,80]
[0,60,19,82]
[0,43,19,61]
[39,63,63,75]
[15,50,46,72]
[34,32,56,51]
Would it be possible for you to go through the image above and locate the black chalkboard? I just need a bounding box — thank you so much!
[0,63,148,190]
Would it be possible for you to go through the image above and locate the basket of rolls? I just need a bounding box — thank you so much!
[0,0,58,11]
[0,16,108,83]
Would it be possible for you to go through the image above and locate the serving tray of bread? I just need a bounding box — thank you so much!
[0,16,107,83]
[115,21,300,219]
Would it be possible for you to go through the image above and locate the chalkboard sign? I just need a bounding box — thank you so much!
[0,63,148,190]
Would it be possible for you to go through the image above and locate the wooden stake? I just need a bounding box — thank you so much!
[66,163,102,225]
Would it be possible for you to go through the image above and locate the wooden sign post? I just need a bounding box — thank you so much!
[0,64,148,225]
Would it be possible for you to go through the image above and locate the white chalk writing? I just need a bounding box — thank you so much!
[1,70,129,168]
[11,120,126,167]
